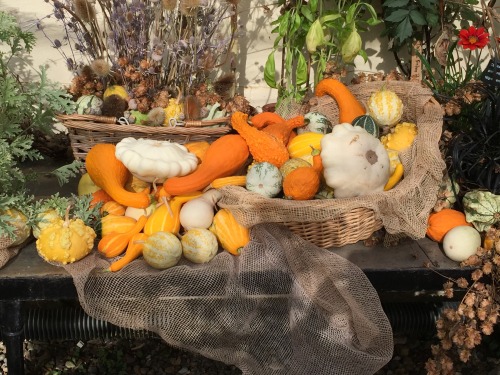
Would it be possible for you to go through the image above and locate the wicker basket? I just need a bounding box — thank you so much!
[283,207,383,248]
[218,81,445,248]
[58,114,232,162]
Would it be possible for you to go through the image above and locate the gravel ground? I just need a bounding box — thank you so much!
[1,332,499,374]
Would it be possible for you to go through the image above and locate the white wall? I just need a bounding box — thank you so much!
[1,0,398,108]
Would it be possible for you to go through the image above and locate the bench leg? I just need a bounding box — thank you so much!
[1,300,25,375]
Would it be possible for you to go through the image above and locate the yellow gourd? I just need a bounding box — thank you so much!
[36,208,96,265]
[210,209,250,256]
[181,228,218,264]
[287,132,324,164]
[367,87,404,127]
[144,192,202,235]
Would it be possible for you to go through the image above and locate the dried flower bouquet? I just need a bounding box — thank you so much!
[40,0,247,124]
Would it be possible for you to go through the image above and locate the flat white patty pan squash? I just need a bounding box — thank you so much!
[115,137,198,183]
[320,123,390,198]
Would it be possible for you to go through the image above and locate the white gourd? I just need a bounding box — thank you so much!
[246,162,283,198]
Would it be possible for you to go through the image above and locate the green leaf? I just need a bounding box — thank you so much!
[418,0,437,9]
[308,0,318,13]
[409,10,427,25]
[264,52,277,89]
[385,9,410,23]
[395,16,413,43]
[296,52,307,85]
[425,13,439,27]
[383,0,410,8]
[300,6,314,23]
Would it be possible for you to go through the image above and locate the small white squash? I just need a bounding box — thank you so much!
[179,190,221,230]
[181,228,218,264]
[297,112,332,134]
[442,225,481,262]
[115,137,199,183]
[142,231,182,269]
[246,162,283,198]
[124,203,156,221]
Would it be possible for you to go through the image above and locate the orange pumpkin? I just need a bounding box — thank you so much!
[426,209,472,243]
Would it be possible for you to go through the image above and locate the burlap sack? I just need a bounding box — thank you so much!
[218,81,445,245]
[65,223,393,375]
[0,236,21,269]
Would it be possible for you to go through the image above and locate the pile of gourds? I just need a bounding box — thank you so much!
[35,78,424,270]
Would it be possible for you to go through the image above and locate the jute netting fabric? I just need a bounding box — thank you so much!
[218,81,445,245]
[64,223,393,374]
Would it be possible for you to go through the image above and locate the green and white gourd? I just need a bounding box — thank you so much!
[352,115,379,138]
[75,95,103,115]
[298,112,332,134]
[462,190,500,232]
[246,162,283,198]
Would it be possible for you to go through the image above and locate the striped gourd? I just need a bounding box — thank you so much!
[287,132,324,164]
[367,88,403,127]
[352,114,379,138]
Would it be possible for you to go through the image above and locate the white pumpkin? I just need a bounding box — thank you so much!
[75,95,103,115]
[142,231,182,269]
[181,228,218,264]
[246,162,283,198]
[115,137,199,183]
[442,225,481,262]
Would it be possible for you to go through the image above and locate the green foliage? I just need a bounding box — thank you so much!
[264,0,381,103]
[0,11,79,239]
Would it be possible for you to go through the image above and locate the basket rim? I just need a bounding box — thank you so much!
[57,113,232,135]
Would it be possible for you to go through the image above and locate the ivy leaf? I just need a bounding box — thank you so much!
[425,13,440,27]
[409,10,427,25]
[395,16,413,43]
[264,52,277,89]
[385,9,410,23]
[418,0,437,9]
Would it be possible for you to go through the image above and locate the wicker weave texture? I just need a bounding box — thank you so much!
[57,114,232,162]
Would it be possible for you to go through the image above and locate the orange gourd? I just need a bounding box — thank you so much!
[210,208,250,256]
[231,111,289,168]
[108,233,149,272]
[283,148,323,200]
[90,189,113,208]
[261,115,305,145]
[98,215,148,258]
[85,143,150,208]
[144,192,202,235]
[426,209,472,243]
[100,214,137,237]
[315,78,366,124]
[100,201,126,216]
[184,141,210,163]
[250,112,285,129]
[162,134,250,196]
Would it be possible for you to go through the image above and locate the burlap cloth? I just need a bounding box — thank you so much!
[0,236,22,269]
[218,81,445,244]
[64,223,393,374]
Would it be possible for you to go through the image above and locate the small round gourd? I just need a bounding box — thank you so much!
[142,231,182,269]
[367,88,403,127]
[443,226,481,262]
[426,209,472,243]
[279,158,311,179]
[298,112,332,134]
[246,162,283,198]
[181,228,218,264]
[352,114,379,138]
[75,95,103,115]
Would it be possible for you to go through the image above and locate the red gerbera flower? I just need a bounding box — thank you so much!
[458,26,490,50]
